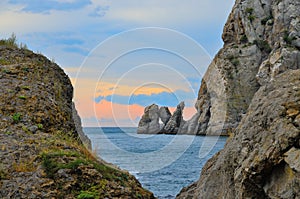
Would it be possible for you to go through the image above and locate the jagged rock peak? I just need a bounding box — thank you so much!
[137,102,186,134]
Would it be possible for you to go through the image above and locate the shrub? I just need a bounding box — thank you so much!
[254,39,272,53]
[248,15,256,22]
[240,35,248,43]
[261,15,273,25]
[283,30,296,45]
[245,7,254,14]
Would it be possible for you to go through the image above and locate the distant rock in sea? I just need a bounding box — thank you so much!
[137,102,186,134]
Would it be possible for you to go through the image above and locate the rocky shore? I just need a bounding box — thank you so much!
[177,0,300,198]
[0,41,154,198]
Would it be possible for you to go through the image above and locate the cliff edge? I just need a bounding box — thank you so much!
[177,0,300,198]
[182,0,300,135]
[0,42,154,198]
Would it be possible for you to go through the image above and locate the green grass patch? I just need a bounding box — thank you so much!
[18,95,27,100]
[12,113,21,123]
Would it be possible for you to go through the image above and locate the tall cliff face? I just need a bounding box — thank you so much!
[177,0,300,198]
[188,0,300,135]
[177,70,300,199]
[0,44,154,198]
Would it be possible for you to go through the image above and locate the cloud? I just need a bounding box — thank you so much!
[81,100,197,127]
[95,90,196,107]
[63,46,89,56]
[89,5,109,17]
[8,0,92,13]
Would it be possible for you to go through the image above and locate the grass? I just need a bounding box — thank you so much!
[0,59,11,65]
[12,113,21,123]
[0,33,28,50]
[18,95,27,100]
[77,190,99,199]
[0,33,18,48]
[13,160,36,172]
[37,123,43,129]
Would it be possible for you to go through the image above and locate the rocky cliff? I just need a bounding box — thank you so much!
[177,0,300,198]
[0,42,154,198]
[181,0,300,135]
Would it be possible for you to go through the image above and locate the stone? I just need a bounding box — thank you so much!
[284,147,300,172]
[164,102,185,134]
[181,0,300,136]
[137,104,161,134]
[72,102,92,150]
[28,125,38,134]
[158,107,171,125]
[137,102,186,134]
[177,70,300,199]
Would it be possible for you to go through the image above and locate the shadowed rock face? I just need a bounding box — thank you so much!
[0,45,154,199]
[137,104,161,134]
[177,70,300,199]
[182,0,300,136]
[177,0,300,197]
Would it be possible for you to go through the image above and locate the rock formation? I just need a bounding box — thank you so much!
[177,0,300,198]
[180,0,300,136]
[177,70,300,199]
[158,106,171,125]
[0,42,154,198]
[137,104,161,134]
[163,102,185,134]
[137,102,184,134]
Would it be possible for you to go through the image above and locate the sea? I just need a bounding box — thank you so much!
[84,127,227,199]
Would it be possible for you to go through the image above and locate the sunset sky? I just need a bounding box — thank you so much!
[0,0,235,127]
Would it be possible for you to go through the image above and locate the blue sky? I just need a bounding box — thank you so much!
[0,0,235,126]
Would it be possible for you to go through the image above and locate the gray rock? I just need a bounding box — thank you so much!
[158,107,171,125]
[284,147,300,173]
[72,102,92,150]
[177,70,300,199]
[164,102,185,134]
[186,0,300,136]
[137,104,161,134]
[28,125,38,134]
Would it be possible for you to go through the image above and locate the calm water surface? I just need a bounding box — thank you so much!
[84,127,227,199]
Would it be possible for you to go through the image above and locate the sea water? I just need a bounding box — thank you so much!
[84,127,227,199]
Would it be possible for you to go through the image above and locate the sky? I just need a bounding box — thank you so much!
[0,0,235,127]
